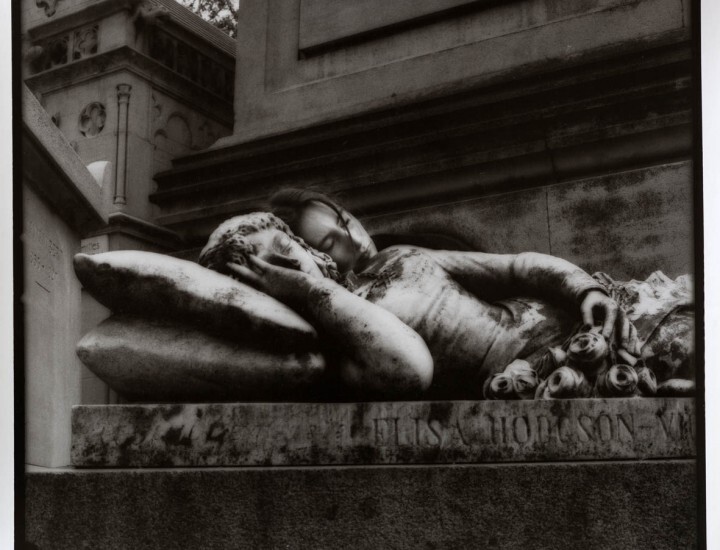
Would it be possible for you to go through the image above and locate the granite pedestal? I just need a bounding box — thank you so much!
[26,398,699,549]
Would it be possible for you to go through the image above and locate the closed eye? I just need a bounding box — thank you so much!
[318,236,334,252]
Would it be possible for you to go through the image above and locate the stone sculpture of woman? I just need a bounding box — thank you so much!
[199,211,649,399]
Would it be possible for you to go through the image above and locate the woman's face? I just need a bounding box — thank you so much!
[296,201,377,273]
[245,227,324,279]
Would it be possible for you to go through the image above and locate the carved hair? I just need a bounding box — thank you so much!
[198,212,341,282]
[269,187,348,236]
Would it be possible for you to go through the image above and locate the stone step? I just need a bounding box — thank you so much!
[72,398,696,468]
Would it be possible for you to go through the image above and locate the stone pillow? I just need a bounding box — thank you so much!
[73,250,317,351]
[77,314,326,402]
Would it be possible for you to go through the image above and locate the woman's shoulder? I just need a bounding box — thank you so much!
[375,244,436,261]
[356,245,438,276]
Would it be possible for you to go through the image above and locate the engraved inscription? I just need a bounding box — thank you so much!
[26,219,63,291]
[80,236,109,255]
[365,407,694,450]
[73,399,697,468]
[657,409,695,441]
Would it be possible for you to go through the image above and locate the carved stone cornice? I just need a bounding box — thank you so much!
[24,46,233,125]
[24,1,235,109]
[26,0,138,41]
[25,0,235,60]
[87,212,184,250]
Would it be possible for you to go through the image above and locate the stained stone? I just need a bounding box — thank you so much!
[72,398,695,468]
[25,461,697,550]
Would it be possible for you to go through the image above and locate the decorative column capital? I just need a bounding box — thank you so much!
[116,84,132,102]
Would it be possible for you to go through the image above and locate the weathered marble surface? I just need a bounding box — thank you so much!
[72,398,695,467]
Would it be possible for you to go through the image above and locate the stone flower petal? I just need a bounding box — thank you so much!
[504,359,534,377]
[636,365,657,396]
[533,346,567,379]
[536,366,592,399]
[483,372,517,400]
[567,331,609,378]
[512,370,539,400]
[595,364,639,397]
[656,378,695,397]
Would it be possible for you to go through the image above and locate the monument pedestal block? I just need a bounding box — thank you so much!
[25,398,699,548]
[26,460,697,550]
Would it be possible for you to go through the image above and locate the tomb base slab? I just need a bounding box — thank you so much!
[26,460,697,550]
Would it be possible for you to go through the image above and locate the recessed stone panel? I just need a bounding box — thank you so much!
[363,187,551,254]
[547,161,695,279]
[299,0,485,54]
[233,0,686,142]
[72,398,695,468]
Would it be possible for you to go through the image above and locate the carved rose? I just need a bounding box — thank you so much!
[503,359,539,400]
[656,378,695,397]
[483,372,516,400]
[483,360,540,400]
[635,364,657,396]
[535,366,592,399]
[533,346,567,379]
[594,364,639,397]
[504,359,532,377]
[513,371,539,400]
[566,331,609,378]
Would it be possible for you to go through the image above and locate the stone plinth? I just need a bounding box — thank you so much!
[72,398,695,468]
[26,461,698,550]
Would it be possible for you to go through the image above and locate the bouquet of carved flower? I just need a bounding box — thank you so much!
[533,327,658,399]
[483,322,694,400]
[531,325,698,399]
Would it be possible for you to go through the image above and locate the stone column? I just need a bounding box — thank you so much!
[114,84,132,206]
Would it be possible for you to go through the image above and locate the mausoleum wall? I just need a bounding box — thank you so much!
[22,0,237,407]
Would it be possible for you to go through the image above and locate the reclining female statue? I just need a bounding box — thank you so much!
[264,189,693,396]
[199,202,691,399]
[198,212,433,398]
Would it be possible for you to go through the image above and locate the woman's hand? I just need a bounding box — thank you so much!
[580,290,640,355]
[227,254,312,305]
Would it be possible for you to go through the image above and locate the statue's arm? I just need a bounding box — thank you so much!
[304,277,433,395]
[228,258,433,396]
[429,250,604,303]
[429,250,629,343]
